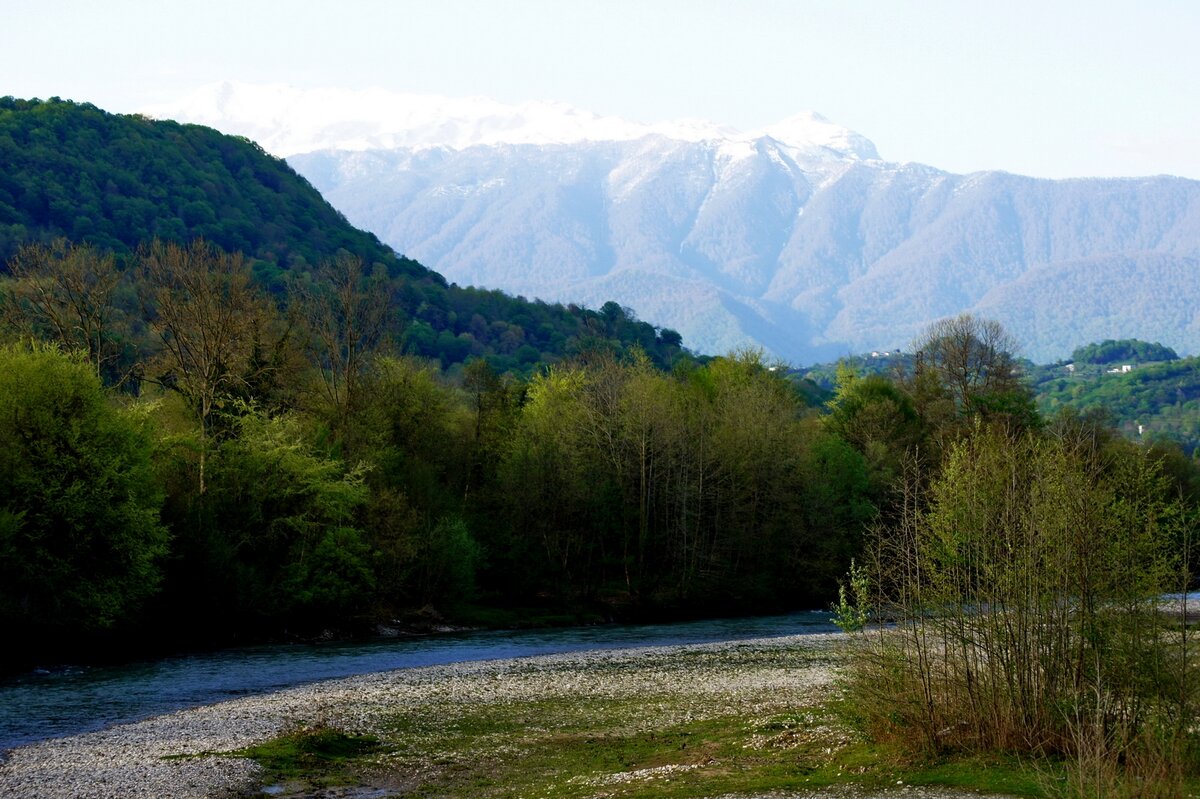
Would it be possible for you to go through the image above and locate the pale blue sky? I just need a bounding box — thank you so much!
[6,0,1199,178]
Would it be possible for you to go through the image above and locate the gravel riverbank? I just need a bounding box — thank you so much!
[0,632,1008,799]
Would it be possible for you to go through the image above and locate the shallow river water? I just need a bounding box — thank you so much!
[0,610,836,751]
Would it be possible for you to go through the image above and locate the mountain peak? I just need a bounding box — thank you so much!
[756,111,879,160]
[141,82,877,160]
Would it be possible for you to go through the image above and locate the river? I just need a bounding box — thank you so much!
[0,610,836,752]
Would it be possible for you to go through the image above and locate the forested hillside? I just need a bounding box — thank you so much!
[0,97,417,274]
[0,97,685,374]
[800,339,1200,454]
[1030,348,1200,453]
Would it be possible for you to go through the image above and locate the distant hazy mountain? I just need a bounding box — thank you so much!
[146,83,1200,363]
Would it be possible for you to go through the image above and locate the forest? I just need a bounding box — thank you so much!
[0,238,864,670]
[3,238,1198,685]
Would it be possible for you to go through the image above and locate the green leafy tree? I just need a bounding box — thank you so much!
[0,344,167,644]
[173,406,371,628]
[825,365,925,496]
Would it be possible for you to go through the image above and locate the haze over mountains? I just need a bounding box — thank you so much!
[146,82,1200,364]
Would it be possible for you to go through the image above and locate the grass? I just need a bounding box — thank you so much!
[241,707,1051,798]
[236,723,384,790]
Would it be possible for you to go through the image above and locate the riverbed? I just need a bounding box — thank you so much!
[0,611,839,751]
[0,629,1023,799]
[0,632,844,798]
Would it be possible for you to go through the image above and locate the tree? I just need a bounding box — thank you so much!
[502,364,611,597]
[908,314,1036,433]
[850,421,1196,789]
[462,357,522,496]
[0,344,167,644]
[139,239,280,493]
[825,365,925,495]
[2,239,129,382]
[297,252,390,436]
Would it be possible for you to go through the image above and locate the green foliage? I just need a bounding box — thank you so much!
[164,407,372,627]
[0,344,167,640]
[1032,355,1200,454]
[830,558,870,633]
[824,367,925,496]
[849,421,1199,791]
[1071,338,1179,365]
[413,516,481,606]
[494,350,873,610]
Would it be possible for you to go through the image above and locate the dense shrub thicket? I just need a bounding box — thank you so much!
[842,414,1199,794]
[0,344,167,637]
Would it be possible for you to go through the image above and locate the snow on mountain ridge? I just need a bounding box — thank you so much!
[141,81,878,160]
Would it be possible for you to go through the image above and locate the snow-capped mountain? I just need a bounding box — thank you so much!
[143,82,877,161]
[145,82,1200,363]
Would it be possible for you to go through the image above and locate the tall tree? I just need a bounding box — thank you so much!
[909,314,1036,433]
[139,239,278,493]
[297,252,390,436]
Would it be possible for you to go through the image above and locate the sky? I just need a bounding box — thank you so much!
[6,0,1200,179]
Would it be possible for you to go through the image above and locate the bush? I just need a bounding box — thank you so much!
[845,423,1199,791]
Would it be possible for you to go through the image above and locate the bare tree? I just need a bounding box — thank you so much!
[139,239,277,493]
[297,252,390,435]
[3,239,125,381]
[910,313,1024,416]
[913,314,1020,405]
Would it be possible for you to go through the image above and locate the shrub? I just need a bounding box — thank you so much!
[846,423,1198,791]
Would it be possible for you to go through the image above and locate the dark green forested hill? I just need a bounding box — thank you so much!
[0,96,424,278]
[0,97,685,372]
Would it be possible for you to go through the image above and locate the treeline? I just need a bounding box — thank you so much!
[5,239,1199,707]
[805,338,1200,456]
[0,239,846,669]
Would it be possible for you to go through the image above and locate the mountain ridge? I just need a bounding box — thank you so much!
[143,81,878,161]
[144,84,1200,364]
